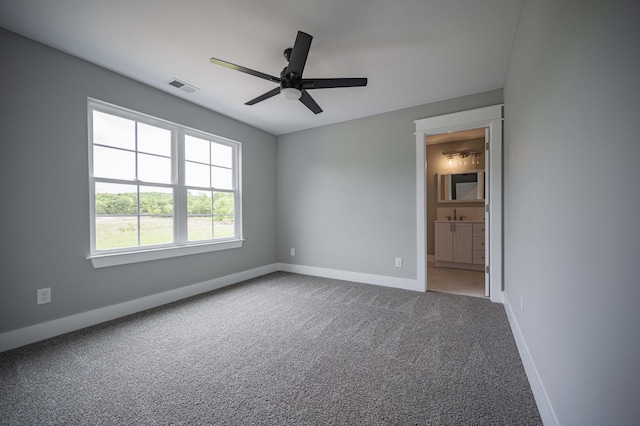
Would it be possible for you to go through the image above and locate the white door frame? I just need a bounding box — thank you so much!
[414,105,504,303]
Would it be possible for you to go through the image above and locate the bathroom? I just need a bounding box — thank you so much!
[426,130,486,297]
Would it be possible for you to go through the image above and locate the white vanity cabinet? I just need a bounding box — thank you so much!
[435,221,484,271]
[472,223,486,265]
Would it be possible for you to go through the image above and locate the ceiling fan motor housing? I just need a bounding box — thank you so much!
[279,66,303,100]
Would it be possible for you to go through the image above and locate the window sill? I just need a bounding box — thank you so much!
[88,239,244,268]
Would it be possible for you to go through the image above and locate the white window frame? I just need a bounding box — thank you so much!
[87,98,243,268]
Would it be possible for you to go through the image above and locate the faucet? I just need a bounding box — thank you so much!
[453,209,457,221]
[459,215,465,221]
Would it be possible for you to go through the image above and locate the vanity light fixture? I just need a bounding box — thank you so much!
[442,150,482,166]
[446,153,455,166]
[471,152,481,165]
[459,152,469,166]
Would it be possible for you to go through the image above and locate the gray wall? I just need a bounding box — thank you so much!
[503,0,640,424]
[0,29,278,333]
[277,90,502,279]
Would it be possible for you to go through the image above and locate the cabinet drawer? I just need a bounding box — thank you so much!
[473,251,485,264]
[473,223,485,237]
[473,237,485,251]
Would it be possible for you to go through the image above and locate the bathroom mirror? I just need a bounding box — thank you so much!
[438,171,485,203]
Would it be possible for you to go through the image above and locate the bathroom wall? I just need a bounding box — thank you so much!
[426,139,485,256]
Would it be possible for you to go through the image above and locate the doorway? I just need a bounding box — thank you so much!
[426,129,487,298]
[414,105,503,303]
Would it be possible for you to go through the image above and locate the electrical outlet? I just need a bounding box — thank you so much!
[37,288,51,305]
[290,248,295,256]
[395,257,403,268]
[520,296,524,316]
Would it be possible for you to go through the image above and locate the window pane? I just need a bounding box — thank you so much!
[93,110,135,150]
[211,142,232,168]
[95,182,138,250]
[140,185,174,247]
[93,146,136,180]
[188,190,212,241]
[140,216,173,246]
[213,192,234,216]
[139,186,173,215]
[138,153,171,184]
[95,182,138,215]
[185,135,210,163]
[186,161,210,187]
[95,216,138,250]
[213,192,235,239]
[211,166,232,190]
[187,190,212,215]
[138,123,171,156]
[214,215,235,239]
[188,216,212,241]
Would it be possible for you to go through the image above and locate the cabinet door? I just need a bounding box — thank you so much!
[435,222,454,262]
[473,237,485,251]
[453,223,473,264]
[473,251,485,265]
[473,223,485,237]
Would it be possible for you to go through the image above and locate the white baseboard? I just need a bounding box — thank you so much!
[0,263,278,353]
[277,263,421,292]
[491,290,505,304]
[503,295,558,426]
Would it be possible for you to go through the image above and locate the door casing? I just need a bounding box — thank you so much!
[414,105,503,303]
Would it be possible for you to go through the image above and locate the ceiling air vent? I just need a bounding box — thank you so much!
[166,78,198,94]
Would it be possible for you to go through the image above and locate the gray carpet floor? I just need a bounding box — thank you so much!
[0,272,541,425]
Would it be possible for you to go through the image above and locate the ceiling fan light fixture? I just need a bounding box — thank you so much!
[281,87,302,100]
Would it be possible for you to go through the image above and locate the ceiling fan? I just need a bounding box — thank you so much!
[210,31,367,114]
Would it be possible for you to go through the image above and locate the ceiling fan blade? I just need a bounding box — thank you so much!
[245,87,281,105]
[303,78,368,89]
[299,91,322,114]
[286,31,313,78]
[210,57,281,83]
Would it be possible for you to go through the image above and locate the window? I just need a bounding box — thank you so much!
[88,99,242,267]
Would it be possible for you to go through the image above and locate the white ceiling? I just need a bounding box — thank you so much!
[0,0,522,135]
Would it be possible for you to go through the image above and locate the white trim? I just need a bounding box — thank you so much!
[415,105,504,133]
[0,263,277,353]
[277,263,421,292]
[88,239,244,268]
[487,120,503,301]
[504,295,559,426]
[416,136,427,291]
[415,105,504,302]
[484,127,490,297]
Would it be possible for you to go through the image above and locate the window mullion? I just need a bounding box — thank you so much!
[135,122,141,247]
[209,141,214,239]
[137,185,141,246]
[175,128,187,244]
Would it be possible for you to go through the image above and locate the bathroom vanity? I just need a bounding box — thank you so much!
[434,220,485,271]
